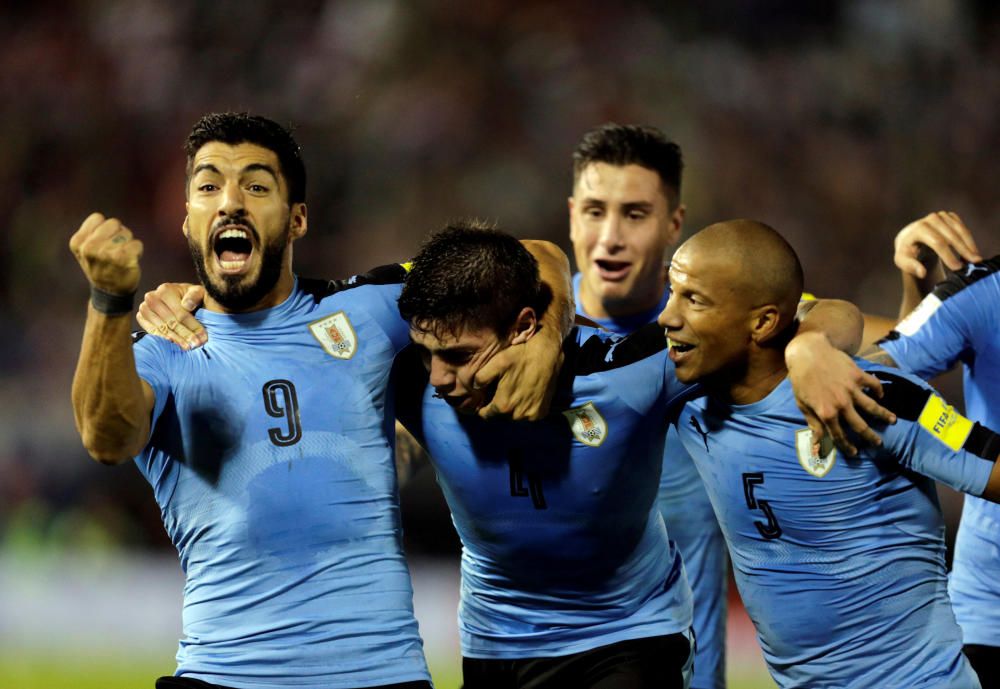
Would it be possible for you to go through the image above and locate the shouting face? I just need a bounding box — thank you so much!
[185,141,306,312]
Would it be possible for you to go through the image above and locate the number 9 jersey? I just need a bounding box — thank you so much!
[131,271,430,689]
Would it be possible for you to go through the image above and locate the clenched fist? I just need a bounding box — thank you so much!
[69,212,144,295]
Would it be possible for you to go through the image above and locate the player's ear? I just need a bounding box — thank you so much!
[749,304,783,345]
[289,202,308,241]
[666,203,685,246]
[509,307,538,345]
[182,213,190,238]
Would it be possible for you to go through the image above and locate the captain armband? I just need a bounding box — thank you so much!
[917,393,1000,460]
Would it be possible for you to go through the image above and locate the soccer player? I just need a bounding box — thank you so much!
[69,113,570,689]
[394,222,696,688]
[660,218,1000,689]
[567,124,727,689]
[567,124,889,688]
[865,211,998,687]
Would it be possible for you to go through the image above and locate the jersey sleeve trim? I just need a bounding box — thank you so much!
[930,254,1000,301]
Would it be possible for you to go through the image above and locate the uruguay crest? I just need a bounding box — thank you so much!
[795,429,836,477]
[309,312,357,360]
[562,402,607,447]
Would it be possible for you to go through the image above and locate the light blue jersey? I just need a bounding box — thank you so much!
[396,324,693,660]
[674,361,997,688]
[574,273,728,689]
[880,257,1000,648]
[133,271,430,689]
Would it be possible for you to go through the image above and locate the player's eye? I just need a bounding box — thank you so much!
[247,183,269,193]
[197,183,218,192]
[584,207,604,219]
[627,211,648,220]
[442,351,474,366]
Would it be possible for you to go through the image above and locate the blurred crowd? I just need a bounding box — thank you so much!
[1,0,998,556]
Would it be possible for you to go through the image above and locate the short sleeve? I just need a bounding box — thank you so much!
[132,332,173,435]
[879,266,1000,378]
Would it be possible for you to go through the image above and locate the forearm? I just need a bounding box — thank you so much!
[860,313,896,352]
[899,265,942,321]
[72,304,151,464]
[794,298,864,356]
[522,239,574,341]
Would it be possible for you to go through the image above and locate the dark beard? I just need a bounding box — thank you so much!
[189,228,289,313]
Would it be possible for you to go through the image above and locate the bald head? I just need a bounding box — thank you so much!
[683,219,803,322]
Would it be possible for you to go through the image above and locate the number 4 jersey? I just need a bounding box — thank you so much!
[673,361,997,689]
[395,323,694,660]
[131,272,430,689]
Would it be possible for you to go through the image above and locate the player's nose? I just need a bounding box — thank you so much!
[428,358,456,390]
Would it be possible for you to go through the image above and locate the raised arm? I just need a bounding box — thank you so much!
[69,213,155,464]
[893,211,981,317]
[785,298,896,456]
[862,211,983,363]
[473,239,574,420]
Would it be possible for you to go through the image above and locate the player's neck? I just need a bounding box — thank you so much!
[712,351,788,405]
[579,283,664,322]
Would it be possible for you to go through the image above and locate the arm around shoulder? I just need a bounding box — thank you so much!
[521,239,574,340]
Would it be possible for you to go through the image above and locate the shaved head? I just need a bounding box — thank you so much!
[661,219,806,396]
[683,219,803,324]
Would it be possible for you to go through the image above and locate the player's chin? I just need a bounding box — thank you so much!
[672,361,701,384]
[212,265,259,292]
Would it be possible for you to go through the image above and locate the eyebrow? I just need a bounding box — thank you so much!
[622,201,654,210]
[192,162,280,183]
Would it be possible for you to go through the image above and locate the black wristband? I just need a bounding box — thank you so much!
[90,285,136,316]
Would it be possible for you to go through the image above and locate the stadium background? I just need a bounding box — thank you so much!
[1,1,999,687]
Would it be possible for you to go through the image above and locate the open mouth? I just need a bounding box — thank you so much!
[212,226,255,273]
[594,259,631,281]
[667,337,695,362]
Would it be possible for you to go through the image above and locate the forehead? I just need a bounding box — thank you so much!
[573,162,667,203]
[409,323,496,351]
[670,244,740,295]
[190,141,282,176]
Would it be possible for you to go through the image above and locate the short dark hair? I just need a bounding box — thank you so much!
[184,112,306,204]
[398,220,545,339]
[572,123,683,208]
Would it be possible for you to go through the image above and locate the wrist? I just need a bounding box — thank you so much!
[786,330,829,363]
[90,285,136,317]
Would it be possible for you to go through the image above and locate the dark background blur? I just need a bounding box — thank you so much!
[1,0,998,563]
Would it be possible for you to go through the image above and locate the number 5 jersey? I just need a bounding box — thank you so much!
[673,361,997,689]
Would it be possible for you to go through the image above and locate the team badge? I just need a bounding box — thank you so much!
[795,429,836,477]
[563,402,607,447]
[309,312,357,360]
